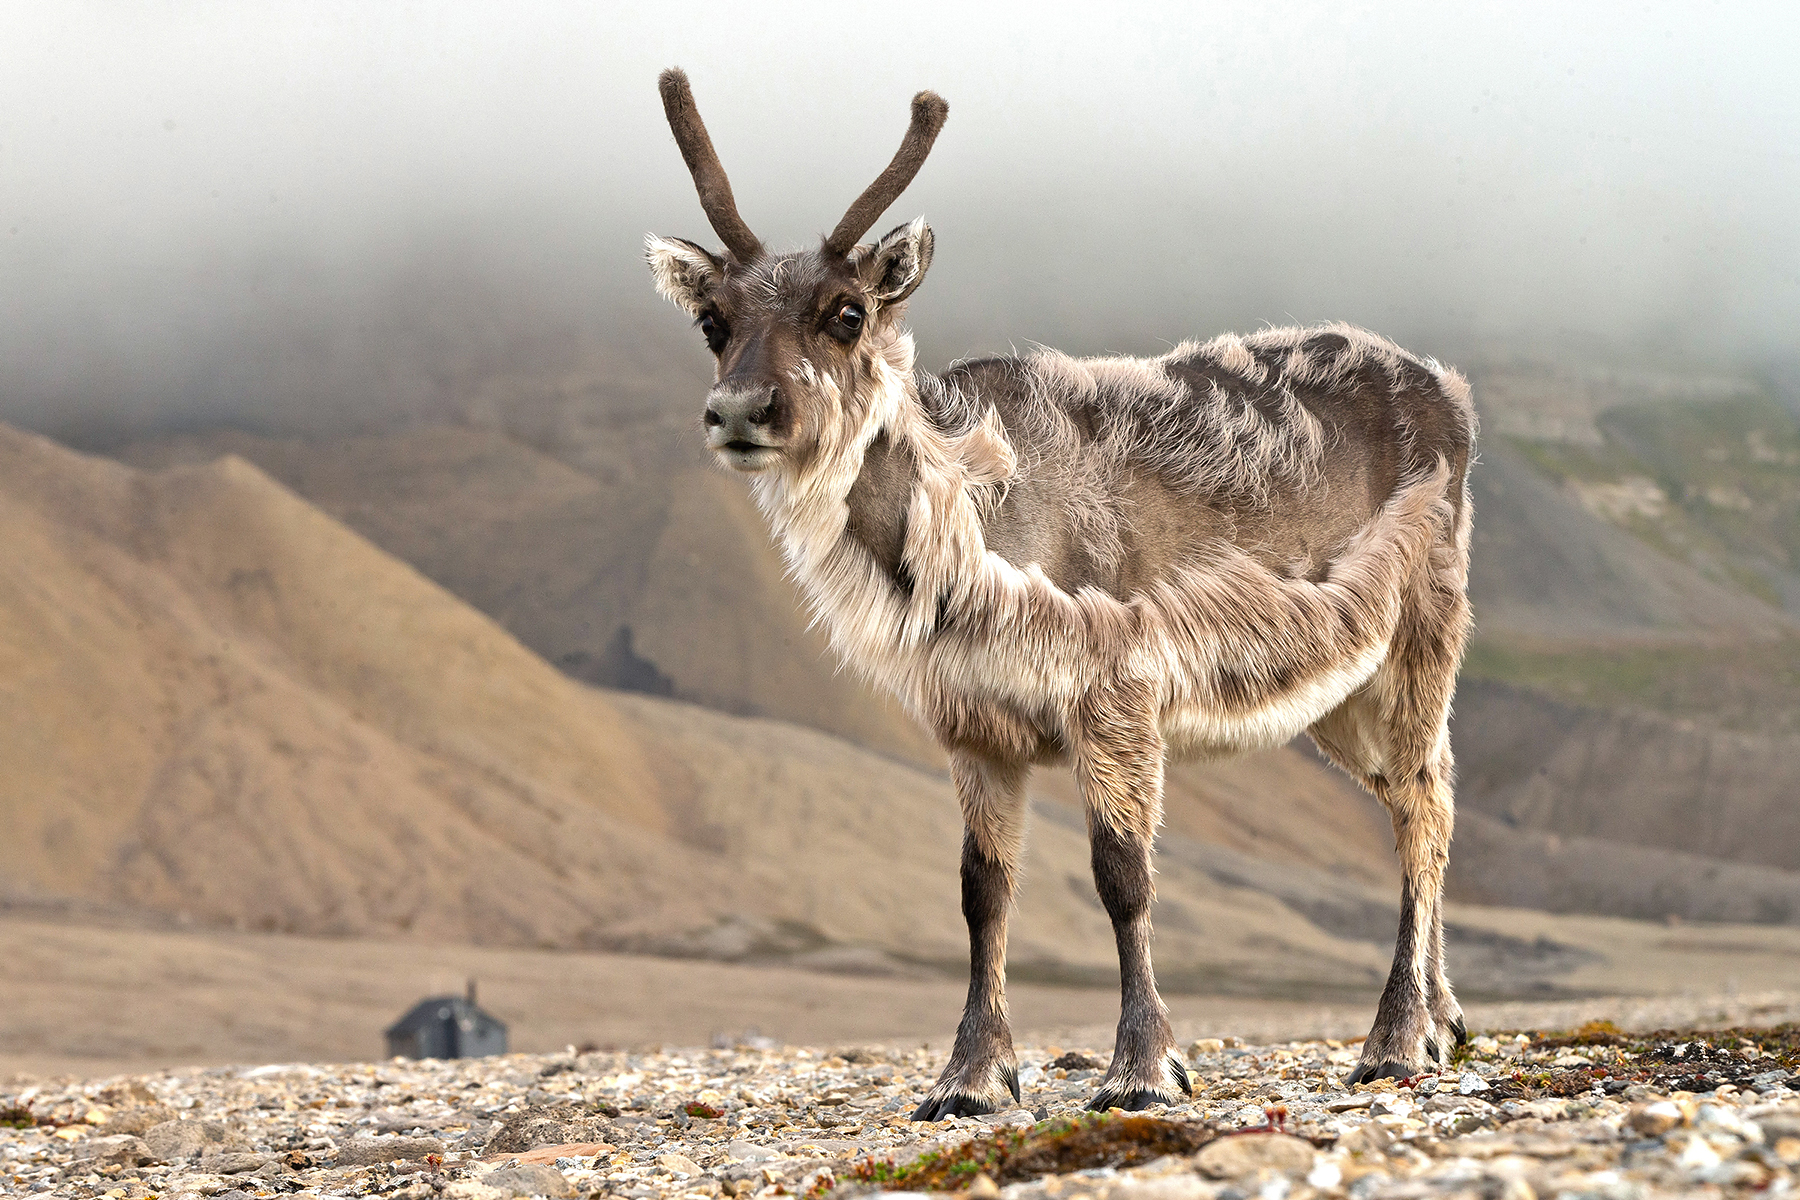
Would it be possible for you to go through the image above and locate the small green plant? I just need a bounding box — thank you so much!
[0,1105,33,1129]
[844,1113,1216,1191]
[684,1101,725,1119]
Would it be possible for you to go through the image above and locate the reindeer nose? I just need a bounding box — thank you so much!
[705,386,782,434]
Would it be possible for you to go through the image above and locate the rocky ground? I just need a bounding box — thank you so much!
[7,1021,1800,1200]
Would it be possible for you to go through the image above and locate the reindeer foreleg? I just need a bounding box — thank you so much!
[914,753,1029,1120]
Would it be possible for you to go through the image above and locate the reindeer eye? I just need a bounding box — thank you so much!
[826,302,865,344]
[698,312,730,353]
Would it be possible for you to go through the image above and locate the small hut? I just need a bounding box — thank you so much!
[385,981,507,1059]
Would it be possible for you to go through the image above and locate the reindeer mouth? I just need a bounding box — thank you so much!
[717,441,780,471]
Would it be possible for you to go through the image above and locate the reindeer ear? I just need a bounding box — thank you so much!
[645,235,723,315]
[853,218,934,306]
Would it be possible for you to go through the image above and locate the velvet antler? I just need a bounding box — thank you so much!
[824,91,949,257]
[658,68,763,263]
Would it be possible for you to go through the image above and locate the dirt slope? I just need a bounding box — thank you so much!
[114,417,1800,933]
[1453,681,1800,869]
[1451,808,1800,925]
[0,422,701,943]
[106,363,1800,936]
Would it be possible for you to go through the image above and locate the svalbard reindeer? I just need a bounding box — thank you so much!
[645,70,1476,1116]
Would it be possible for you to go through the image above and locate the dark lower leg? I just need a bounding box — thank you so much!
[1351,876,1432,1083]
[915,757,1026,1120]
[1427,887,1465,1044]
[1352,779,1456,1082]
[1087,817,1190,1111]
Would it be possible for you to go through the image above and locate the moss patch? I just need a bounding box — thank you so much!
[843,1113,1218,1191]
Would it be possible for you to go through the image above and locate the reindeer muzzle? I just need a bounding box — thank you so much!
[704,385,785,470]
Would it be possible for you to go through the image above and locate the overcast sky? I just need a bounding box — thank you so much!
[2,2,1796,439]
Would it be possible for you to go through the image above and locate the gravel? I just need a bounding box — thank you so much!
[4,1029,1799,1199]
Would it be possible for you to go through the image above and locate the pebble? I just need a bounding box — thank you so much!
[69,1134,152,1167]
[337,1133,446,1164]
[1193,1132,1314,1178]
[978,1107,1037,1127]
[484,1162,578,1196]
[1459,1071,1491,1094]
[656,1151,702,1175]
[1368,1093,1413,1118]
[142,1116,250,1159]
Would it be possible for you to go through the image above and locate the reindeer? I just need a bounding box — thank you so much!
[645,70,1476,1117]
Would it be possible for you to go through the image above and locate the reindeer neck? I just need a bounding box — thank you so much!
[747,346,932,593]
[843,421,919,588]
[751,349,1014,663]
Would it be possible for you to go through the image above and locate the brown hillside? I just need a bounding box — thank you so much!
[118,413,1800,930]
[0,423,700,942]
[1466,437,1793,639]
[1453,680,1800,875]
[111,379,1800,933]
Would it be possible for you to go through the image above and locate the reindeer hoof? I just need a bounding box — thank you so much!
[912,1091,1000,1121]
[1346,1060,1415,1086]
[1087,1055,1191,1111]
[1087,1087,1174,1112]
[912,1062,1020,1121]
[1450,1016,1468,1047]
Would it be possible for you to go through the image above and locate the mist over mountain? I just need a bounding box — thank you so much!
[3,2,1797,445]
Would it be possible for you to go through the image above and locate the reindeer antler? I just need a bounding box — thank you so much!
[824,90,949,257]
[658,68,764,263]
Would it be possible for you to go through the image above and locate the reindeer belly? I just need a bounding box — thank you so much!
[1157,637,1390,760]
[909,554,1397,766]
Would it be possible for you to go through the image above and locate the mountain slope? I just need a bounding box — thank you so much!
[1451,680,1800,875]
[107,358,1800,935]
[0,423,695,942]
[1465,437,1792,639]
[1441,368,1800,920]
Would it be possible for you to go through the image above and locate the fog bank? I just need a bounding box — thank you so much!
[3,2,1796,440]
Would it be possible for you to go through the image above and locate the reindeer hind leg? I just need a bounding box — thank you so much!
[1349,753,1461,1083]
[1075,683,1192,1112]
[1313,561,1469,1084]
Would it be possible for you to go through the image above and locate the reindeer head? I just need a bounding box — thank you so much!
[646,69,948,474]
